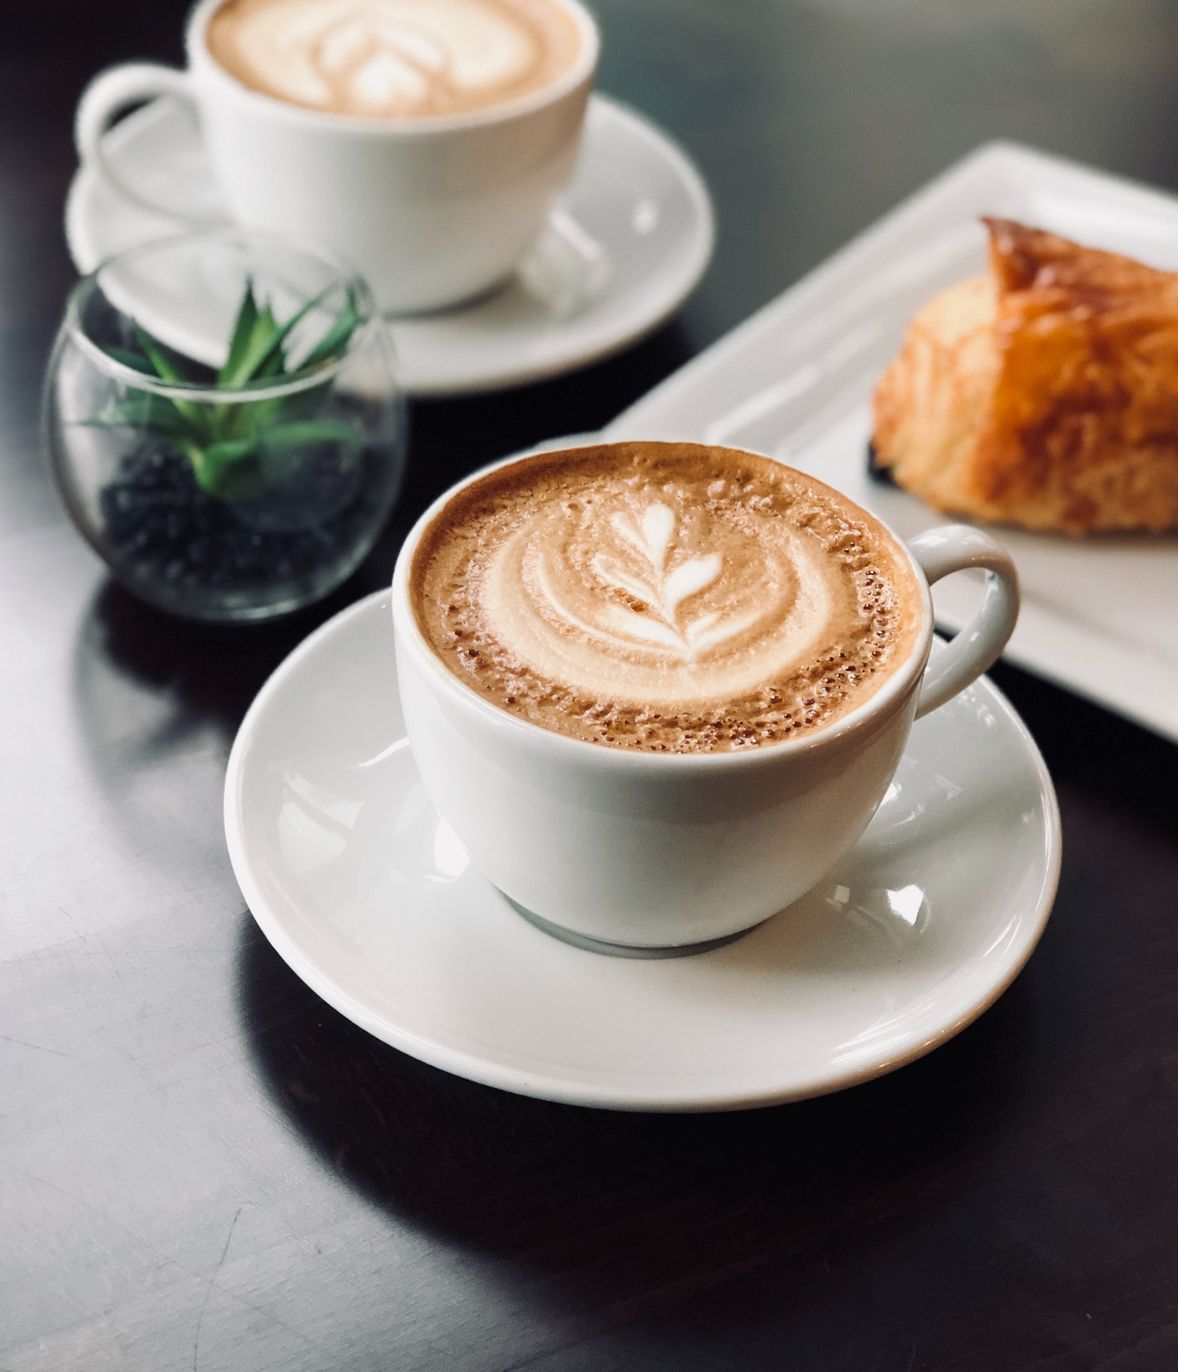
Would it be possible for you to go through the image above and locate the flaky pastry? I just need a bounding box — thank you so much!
[871,218,1178,534]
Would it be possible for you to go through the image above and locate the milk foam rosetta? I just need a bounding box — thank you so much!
[411,444,924,752]
[207,0,583,119]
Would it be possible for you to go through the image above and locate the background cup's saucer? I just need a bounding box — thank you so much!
[66,94,715,397]
[224,589,1061,1113]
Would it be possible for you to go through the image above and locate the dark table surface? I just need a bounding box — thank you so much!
[4,2,1178,1368]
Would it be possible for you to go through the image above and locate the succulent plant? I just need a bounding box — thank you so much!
[87,279,361,502]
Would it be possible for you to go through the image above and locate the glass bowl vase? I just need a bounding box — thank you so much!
[44,231,406,622]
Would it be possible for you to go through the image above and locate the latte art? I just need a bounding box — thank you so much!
[411,443,924,752]
[207,0,583,119]
[482,496,847,708]
[590,504,734,656]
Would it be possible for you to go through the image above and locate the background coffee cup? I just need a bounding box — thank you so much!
[75,0,599,314]
[390,446,1020,954]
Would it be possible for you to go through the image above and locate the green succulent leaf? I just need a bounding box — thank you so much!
[243,285,343,383]
[130,322,210,438]
[218,281,261,386]
[191,420,362,501]
[257,419,362,453]
[82,393,197,441]
[104,346,157,376]
[194,439,268,502]
[131,322,187,384]
[296,289,359,372]
[218,297,282,388]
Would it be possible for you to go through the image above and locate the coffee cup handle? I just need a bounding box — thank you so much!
[76,64,216,220]
[907,525,1020,719]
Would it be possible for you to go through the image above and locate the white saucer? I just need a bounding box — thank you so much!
[65,94,714,397]
[224,590,1060,1112]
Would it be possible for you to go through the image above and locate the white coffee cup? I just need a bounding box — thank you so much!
[390,445,1021,954]
[75,0,599,314]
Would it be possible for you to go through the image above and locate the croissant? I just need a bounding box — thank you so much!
[871,217,1178,534]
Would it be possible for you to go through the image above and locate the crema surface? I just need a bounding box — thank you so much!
[411,443,923,752]
[207,0,582,119]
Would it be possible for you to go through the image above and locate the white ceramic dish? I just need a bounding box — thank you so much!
[66,93,714,397]
[224,589,1060,1113]
[607,141,1178,744]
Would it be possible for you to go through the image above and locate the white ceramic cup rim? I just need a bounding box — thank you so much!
[391,444,938,772]
[185,0,601,137]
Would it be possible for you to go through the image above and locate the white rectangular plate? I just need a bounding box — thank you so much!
[605,140,1178,743]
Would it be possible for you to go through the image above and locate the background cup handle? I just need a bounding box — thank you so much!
[76,64,210,220]
[907,525,1020,719]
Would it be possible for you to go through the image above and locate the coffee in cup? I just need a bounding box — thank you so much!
[409,442,924,751]
[392,441,1020,952]
[206,0,585,120]
[76,0,599,312]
